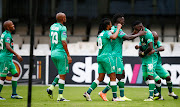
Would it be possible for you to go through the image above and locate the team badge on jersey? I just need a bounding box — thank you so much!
[63,31,67,36]
[119,31,125,35]
[6,37,10,42]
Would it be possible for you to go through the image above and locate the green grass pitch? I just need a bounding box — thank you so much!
[0,86,180,107]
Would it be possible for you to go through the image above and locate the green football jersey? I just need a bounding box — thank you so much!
[97,30,112,57]
[111,26,126,57]
[139,28,155,58]
[0,30,14,59]
[49,23,67,53]
[154,41,162,64]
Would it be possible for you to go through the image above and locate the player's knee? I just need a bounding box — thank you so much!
[148,75,154,80]
[166,76,171,81]
[116,74,121,80]
[156,80,161,84]
[13,73,19,77]
[0,77,6,81]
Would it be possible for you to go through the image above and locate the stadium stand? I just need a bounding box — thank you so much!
[171,43,180,56]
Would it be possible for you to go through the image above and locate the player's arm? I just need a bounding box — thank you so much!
[140,42,153,57]
[61,27,72,64]
[110,24,122,40]
[62,41,72,64]
[122,30,146,40]
[5,42,23,62]
[156,46,164,52]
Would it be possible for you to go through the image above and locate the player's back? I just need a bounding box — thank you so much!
[0,30,13,59]
[49,23,66,55]
[97,30,112,60]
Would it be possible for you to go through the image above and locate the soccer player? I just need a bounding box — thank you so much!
[132,21,157,101]
[0,20,23,100]
[135,31,178,100]
[99,14,146,101]
[83,18,123,101]
[47,12,72,101]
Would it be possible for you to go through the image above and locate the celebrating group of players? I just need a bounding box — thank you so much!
[47,12,178,102]
[0,12,178,102]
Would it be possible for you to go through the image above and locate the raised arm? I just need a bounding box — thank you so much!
[110,24,122,40]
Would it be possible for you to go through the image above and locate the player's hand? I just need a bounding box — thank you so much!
[138,30,146,36]
[135,45,139,50]
[117,23,122,30]
[17,55,23,62]
[148,49,155,55]
[67,56,72,64]
[139,51,145,58]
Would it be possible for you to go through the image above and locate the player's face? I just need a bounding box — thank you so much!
[63,15,67,23]
[107,21,112,30]
[134,23,143,32]
[9,21,15,32]
[154,36,158,44]
[119,17,125,25]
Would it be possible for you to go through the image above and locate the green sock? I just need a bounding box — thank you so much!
[102,82,111,93]
[0,84,3,93]
[156,84,161,96]
[52,77,59,86]
[58,83,64,94]
[149,80,155,97]
[12,81,17,95]
[110,81,117,98]
[87,81,98,95]
[118,80,124,97]
[167,81,172,93]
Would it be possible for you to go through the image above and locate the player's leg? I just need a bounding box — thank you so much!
[0,61,10,100]
[0,76,6,100]
[143,63,155,101]
[47,75,59,98]
[84,72,104,101]
[157,66,179,99]
[56,55,70,101]
[10,69,23,99]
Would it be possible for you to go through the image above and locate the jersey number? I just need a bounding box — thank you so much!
[98,38,102,49]
[0,39,3,50]
[51,32,58,44]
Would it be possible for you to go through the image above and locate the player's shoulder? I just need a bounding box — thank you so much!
[3,31,11,38]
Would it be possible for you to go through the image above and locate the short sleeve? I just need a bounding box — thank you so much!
[5,34,11,43]
[105,31,112,39]
[157,41,162,48]
[61,26,67,41]
[146,32,153,44]
[118,29,126,38]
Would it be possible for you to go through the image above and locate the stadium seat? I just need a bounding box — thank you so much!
[123,42,139,56]
[90,23,98,36]
[171,43,180,56]
[38,36,51,46]
[67,36,82,43]
[21,44,30,51]
[164,24,176,42]
[73,23,86,36]
[13,34,23,48]
[150,25,161,36]
[36,44,50,55]
[13,44,20,52]
[35,25,42,36]
[160,42,172,56]
[89,37,97,42]
[23,36,30,44]
[15,24,28,35]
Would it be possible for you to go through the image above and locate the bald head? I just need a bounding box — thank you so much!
[56,12,66,23]
[3,20,15,32]
[152,31,158,44]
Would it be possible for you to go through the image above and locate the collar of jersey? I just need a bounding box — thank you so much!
[5,30,11,33]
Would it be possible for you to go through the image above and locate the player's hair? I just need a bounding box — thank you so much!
[112,13,124,24]
[98,18,111,34]
[132,20,142,28]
